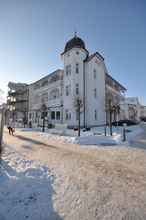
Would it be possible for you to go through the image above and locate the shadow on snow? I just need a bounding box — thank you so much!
[0,159,63,220]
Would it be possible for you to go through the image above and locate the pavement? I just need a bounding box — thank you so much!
[2,128,146,220]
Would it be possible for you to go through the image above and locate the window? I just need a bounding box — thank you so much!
[94,88,97,98]
[66,65,71,76]
[35,112,38,123]
[66,85,71,96]
[41,80,48,87]
[65,110,69,120]
[93,69,96,79]
[75,83,79,95]
[76,63,79,74]
[29,113,32,119]
[94,110,97,120]
[66,86,69,96]
[56,111,60,120]
[76,110,79,120]
[34,83,40,90]
[69,112,71,120]
[65,110,71,120]
[51,111,55,120]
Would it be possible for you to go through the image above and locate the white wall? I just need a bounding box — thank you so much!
[62,48,88,127]
[85,56,106,126]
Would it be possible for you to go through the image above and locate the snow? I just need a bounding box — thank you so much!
[126,127,144,143]
[17,125,145,148]
[1,126,146,220]
[0,145,61,220]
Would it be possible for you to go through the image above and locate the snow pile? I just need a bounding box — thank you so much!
[17,127,42,132]
[67,134,122,146]
[126,126,144,144]
[39,131,122,146]
[17,125,144,147]
[0,146,61,220]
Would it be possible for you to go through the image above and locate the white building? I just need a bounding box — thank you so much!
[140,105,146,119]
[28,35,126,128]
[120,97,141,121]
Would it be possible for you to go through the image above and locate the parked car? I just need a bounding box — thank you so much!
[112,119,138,126]
[140,117,146,122]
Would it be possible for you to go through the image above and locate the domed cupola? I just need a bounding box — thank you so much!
[63,34,86,53]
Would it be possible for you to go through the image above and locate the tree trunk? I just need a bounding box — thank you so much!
[109,110,112,136]
[78,106,80,137]
[108,100,113,136]
[42,117,45,132]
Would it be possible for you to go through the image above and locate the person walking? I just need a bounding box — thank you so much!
[7,120,15,135]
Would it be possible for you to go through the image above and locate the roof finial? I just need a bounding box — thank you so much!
[74,29,77,38]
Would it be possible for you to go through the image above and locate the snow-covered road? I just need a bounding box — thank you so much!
[1,129,146,220]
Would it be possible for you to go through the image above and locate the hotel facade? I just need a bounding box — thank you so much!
[28,35,126,128]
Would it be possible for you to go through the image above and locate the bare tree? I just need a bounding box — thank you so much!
[74,96,83,136]
[41,104,47,132]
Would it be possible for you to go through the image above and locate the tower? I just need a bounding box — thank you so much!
[61,34,89,127]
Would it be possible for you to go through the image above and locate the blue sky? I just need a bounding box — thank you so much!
[0,0,146,104]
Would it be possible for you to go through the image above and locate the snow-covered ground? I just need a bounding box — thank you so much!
[1,126,146,220]
[0,145,61,220]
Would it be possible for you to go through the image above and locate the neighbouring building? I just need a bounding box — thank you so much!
[120,97,141,121]
[28,34,126,128]
[140,105,146,120]
[6,82,29,125]
[28,70,63,127]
